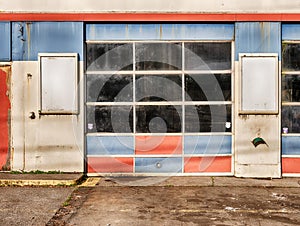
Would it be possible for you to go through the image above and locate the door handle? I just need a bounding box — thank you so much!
[29,112,36,119]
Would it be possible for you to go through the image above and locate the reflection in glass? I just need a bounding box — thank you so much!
[136,75,182,101]
[282,106,300,133]
[282,43,300,71]
[136,105,182,133]
[185,105,231,132]
[185,42,231,70]
[135,43,182,70]
[86,43,133,71]
[86,105,133,133]
[87,74,133,102]
[185,74,231,101]
[282,74,300,102]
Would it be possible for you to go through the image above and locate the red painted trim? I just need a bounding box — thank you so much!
[184,156,231,173]
[87,157,133,173]
[0,67,10,170]
[0,13,300,22]
[282,158,300,174]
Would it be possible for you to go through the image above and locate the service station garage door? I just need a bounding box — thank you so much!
[85,24,234,175]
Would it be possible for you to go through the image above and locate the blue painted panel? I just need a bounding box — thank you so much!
[135,157,182,173]
[0,22,11,61]
[87,136,134,155]
[282,24,300,40]
[184,135,232,155]
[282,136,300,155]
[235,22,281,60]
[12,22,83,61]
[86,24,234,41]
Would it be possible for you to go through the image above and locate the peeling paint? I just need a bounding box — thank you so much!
[0,66,11,170]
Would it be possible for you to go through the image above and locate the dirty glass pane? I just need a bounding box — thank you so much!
[185,74,231,101]
[135,43,182,70]
[185,42,231,70]
[282,74,300,102]
[86,43,133,71]
[282,106,300,133]
[136,75,182,102]
[87,74,133,102]
[185,105,231,132]
[282,43,300,71]
[136,105,182,133]
[86,105,133,133]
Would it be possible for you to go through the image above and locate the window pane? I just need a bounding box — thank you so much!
[135,43,182,70]
[185,105,231,132]
[185,42,231,70]
[185,74,231,101]
[87,74,133,102]
[282,106,300,133]
[282,74,300,102]
[136,75,182,102]
[282,43,300,71]
[86,43,133,71]
[86,105,133,133]
[136,105,182,133]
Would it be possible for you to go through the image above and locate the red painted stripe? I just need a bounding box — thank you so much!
[0,13,300,22]
[87,157,133,173]
[282,158,300,174]
[0,67,10,170]
[184,156,231,173]
[135,136,182,155]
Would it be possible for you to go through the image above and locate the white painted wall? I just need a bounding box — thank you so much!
[11,61,84,172]
[1,0,300,13]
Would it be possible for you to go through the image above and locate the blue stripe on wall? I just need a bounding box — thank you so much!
[12,22,83,61]
[135,157,182,173]
[235,22,281,61]
[87,136,134,155]
[184,135,232,155]
[282,136,300,155]
[0,22,11,61]
[282,24,300,40]
[86,24,234,41]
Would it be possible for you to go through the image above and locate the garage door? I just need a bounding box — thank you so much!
[85,24,234,175]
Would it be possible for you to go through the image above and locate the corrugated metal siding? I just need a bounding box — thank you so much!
[235,22,281,60]
[0,22,11,61]
[12,22,84,61]
[86,24,234,41]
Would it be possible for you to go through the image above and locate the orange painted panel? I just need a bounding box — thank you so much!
[0,67,10,170]
[184,156,231,173]
[87,157,133,173]
[282,158,300,174]
[135,136,182,155]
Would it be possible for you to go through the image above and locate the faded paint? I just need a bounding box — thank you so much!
[235,22,281,60]
[0,22,11,61]
[86,24,234,41]
[0,65,11,170]
[11,62,84,172]
[12,22,84,61]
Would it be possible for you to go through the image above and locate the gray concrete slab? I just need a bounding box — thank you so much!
[0,186,74,226]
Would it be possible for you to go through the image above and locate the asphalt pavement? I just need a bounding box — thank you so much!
[1,174,300,225]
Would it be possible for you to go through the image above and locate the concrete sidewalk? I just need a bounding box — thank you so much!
[0,172,84,186]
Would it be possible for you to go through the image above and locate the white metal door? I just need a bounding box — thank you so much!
[235,54,281,178]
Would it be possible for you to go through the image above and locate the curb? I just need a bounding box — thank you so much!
[0,174,84,187]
